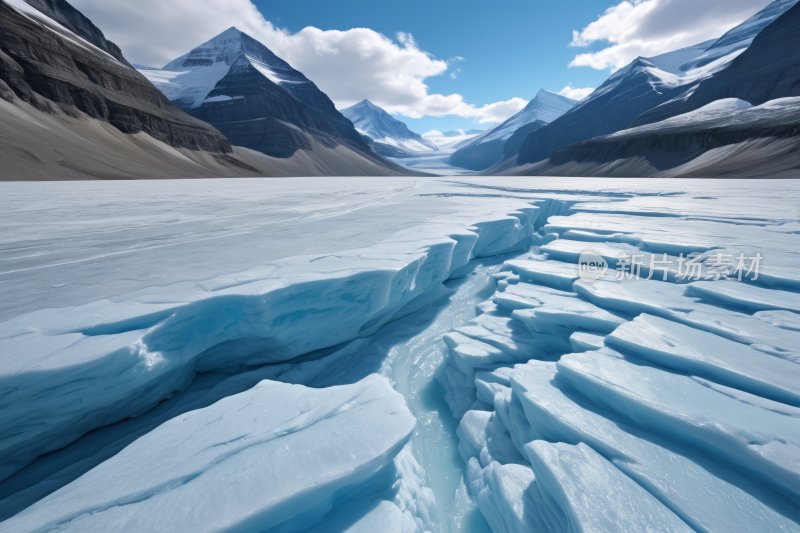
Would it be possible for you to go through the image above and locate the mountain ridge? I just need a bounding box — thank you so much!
[341,99,436,158]
[141,27,401,167]
[451,89,577,171]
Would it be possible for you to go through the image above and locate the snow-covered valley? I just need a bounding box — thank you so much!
[1,177,799,532]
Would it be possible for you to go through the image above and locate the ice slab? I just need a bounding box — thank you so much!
[606,314,800,405]
[511,361,800,532]
[569,332,606,352]
[492,282,578,312]
[502,259,581,291]
[467,459,545,533]
[526,441,694,533]
[1,375,415,533]
[687,280,800,313]
[575,278,800,361]
[557,351,800,497]
[511,295,627,335]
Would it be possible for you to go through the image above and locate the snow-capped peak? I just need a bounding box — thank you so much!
[140,27,316,111]
[680,0,799,71]
[463,89,578,147]
[341,100,436,153]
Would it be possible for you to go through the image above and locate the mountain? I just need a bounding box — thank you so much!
[450,89,576,170]
[514,54,729,166]
[679,0,798,71]
[341,99,436,158]
[631,0,800,127]
[0,0,231,154]
[506,1,800,179]
[140,28,401,172]
[512,0,798,168]
[519,97,800,179]
[16,0,131,66]
[0,1,413,179]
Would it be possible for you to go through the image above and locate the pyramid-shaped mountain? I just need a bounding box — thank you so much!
[341,100,435,157]
[141,28,378,160]
[450,89,576,171]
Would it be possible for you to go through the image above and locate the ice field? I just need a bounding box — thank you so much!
[1,177,799,532]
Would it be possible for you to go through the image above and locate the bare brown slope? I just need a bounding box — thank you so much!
[0,97,417,180]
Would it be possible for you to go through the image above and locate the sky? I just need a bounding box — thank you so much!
[72,0,775,134]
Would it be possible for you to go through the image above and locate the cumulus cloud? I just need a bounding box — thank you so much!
[450,68,462,79]
[568,0,774,71]
[558,84,595,101]
[70,0,524,121]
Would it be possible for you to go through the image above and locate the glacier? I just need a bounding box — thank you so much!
[1,177,800,532]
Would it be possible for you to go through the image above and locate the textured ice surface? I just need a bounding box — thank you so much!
[526,441,694,533]
[511,361,800,532]
[558,351,800,497]
[1,375,416,532]
[2,177,800,531]
[606,314,800,405]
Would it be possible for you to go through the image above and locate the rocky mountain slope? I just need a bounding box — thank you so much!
[512,0,799,168]
[0,1,413,179]
[0,0,232,154]
[530,98,800,178]
[17,0,131,66]
[341,99,436,158]
[502,0,800,179]
[679,0,798,71]
[631,0,800,127]
[140,28,401,170]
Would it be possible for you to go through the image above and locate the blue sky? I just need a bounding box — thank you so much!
[251,0,617,133]
[74,0,774,135]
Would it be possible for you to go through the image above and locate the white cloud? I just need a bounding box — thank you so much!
[70,0,524,122]
[569,0,775,71]
[450,68,462,79]
[558,84,595,101]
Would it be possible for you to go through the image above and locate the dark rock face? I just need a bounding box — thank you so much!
[632,2,800,128]
[516,60,682,165]
[152,28,380,162]
[195,52,369,158]
[502,120,547,159]
[514,0,798,168]
[21,0,131,66]
[549,100,800,174]
[0,0,232,153]
[449,138,506,171]
[679,0,798,72]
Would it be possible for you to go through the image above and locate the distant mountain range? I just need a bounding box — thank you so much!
[0,1,413,179]
[498,0,800,178]
[1,0,798,180]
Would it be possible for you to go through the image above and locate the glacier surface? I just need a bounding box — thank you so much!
[1,177,799,532]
